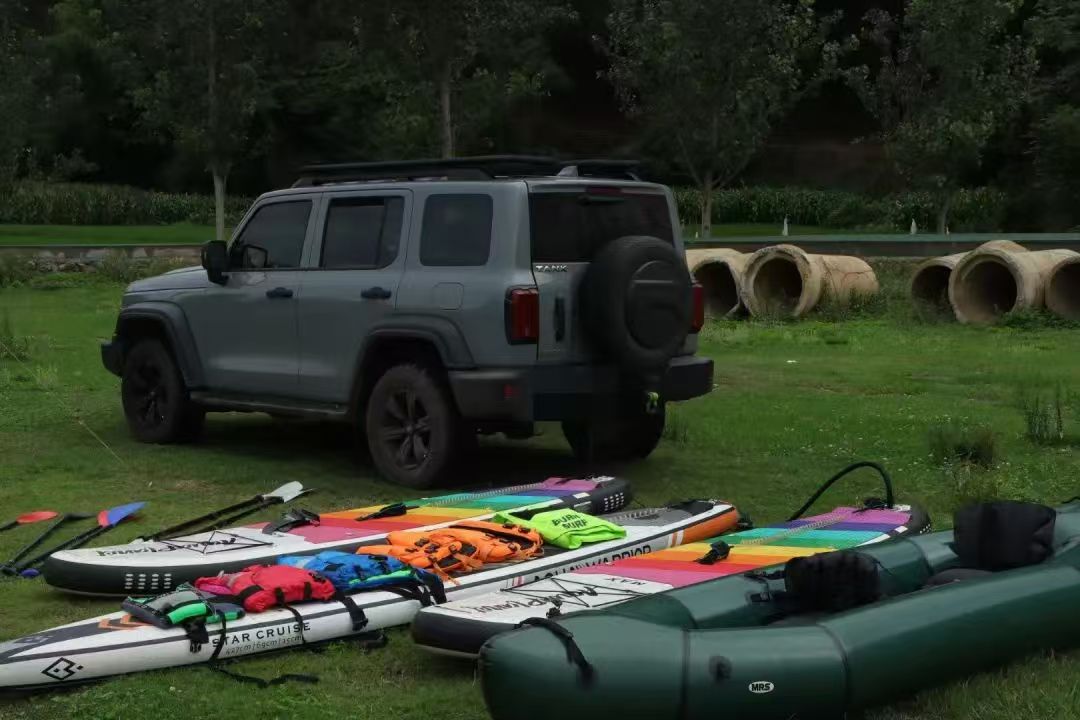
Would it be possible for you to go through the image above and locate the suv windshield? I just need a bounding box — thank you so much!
[529,190,673,263]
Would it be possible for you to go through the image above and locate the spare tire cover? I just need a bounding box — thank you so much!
[581,236,692,379]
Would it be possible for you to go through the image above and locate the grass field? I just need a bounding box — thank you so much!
[0,225,216,246]
[2,279,1080,719]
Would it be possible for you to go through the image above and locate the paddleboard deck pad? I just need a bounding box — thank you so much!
[42,477,630,596]
[411,503,930,657]
[0,499,738,691]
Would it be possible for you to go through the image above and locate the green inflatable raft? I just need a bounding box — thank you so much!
[480,500,1080,720]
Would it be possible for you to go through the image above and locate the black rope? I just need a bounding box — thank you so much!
[517,617,594,685]
[787,461,895,522]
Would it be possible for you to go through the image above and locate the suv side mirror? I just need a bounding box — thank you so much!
[201,240,228,285]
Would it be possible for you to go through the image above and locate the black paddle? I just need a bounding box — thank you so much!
[139,482,310,542]
[1,512,93,576]
[15,502,146,578]
[0,510,59,534]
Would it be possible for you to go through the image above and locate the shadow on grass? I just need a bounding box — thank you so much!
[196,415,586,492]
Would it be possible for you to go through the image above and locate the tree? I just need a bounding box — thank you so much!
[364,0,573,158]
[1031,0,1080,225]
[105,0,289,240]
[605,0,840,236]
[849,0,1037,233]
[0,5,37,183]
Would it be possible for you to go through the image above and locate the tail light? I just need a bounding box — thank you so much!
[506,288,540,344]
[691,283,705,333]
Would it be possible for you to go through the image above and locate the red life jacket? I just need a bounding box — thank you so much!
[195,564,336,613]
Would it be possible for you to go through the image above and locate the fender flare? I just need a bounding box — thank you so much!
[115,303,205,388]
[349,318,475,409]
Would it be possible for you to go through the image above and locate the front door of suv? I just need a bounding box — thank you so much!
[182,197,316,396]
[297,190,411,402]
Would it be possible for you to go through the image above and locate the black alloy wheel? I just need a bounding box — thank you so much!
[365,364,459,488]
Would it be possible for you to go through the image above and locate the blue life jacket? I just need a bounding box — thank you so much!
[278,551,422,592]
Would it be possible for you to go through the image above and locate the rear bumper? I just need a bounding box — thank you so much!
[449,355,714,423]
[101,338,125,377]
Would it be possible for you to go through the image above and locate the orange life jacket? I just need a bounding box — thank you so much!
[357,520,543,580]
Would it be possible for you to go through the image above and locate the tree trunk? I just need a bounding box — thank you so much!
[439,66,454,159]
[700,171,714,238]
[936,193,954,234]
[212,169,227,242]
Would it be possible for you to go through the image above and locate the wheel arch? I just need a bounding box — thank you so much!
[114,304,205,388]
[349,327,468,417]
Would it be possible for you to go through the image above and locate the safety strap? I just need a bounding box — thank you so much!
[517,617,594,685]
[335,592,369,633]
[695,540,731,566]
[745,569,786,604]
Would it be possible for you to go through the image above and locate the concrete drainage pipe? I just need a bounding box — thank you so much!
[685,249,748,318]
[949,243,1079,324]
[910,241,1027,318]
[1046,256,1080,321]
[740,244,879,319]
[910,253,965,316]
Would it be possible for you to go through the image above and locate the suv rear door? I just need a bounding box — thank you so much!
[297,190,411,402]
[527,184,677,364]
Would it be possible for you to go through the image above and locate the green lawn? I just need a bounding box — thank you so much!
[2,282,1080,719]
[0,224,215,246]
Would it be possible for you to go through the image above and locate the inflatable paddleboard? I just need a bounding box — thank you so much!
[0,500,737,691]
[42,477,630,597]
[411,504,930,657]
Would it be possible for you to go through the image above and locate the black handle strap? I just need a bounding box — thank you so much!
[517,617,594,685]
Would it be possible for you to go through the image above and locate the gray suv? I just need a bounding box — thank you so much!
[101,156,713,487]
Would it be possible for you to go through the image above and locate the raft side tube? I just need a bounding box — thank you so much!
[834,544,1080,709]
[481,616,686,720]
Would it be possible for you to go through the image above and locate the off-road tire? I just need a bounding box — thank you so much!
[365,363,460,488]
[121,339,204,443]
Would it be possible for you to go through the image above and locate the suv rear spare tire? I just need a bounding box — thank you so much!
[365,363,460,489]
[581,236,692,381]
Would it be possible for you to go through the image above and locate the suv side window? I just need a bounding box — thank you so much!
[321,197,404,269]
[230,200,312,270]
[420,194,493,267]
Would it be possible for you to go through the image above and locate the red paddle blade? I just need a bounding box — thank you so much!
[17,511,59,524]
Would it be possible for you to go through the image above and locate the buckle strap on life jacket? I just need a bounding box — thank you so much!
[516,617,594,686]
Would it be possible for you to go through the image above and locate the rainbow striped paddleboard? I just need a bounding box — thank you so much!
[411,504,930,657]
[42,477,630,597]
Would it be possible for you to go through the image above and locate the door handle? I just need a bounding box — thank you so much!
[361,287,393,300]
[554,297,566,341]
[266,287,294,299]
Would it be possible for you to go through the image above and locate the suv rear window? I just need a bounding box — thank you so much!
[420,194,493,267]
[321,196,404,269]
[529,191,673,263]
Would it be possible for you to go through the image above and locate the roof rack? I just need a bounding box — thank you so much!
[292,155,641,187]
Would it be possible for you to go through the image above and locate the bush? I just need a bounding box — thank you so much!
[1017,382,1071,445]
[928,420,999,469]
[0,311,32,361]
[0,255,34,288]
[98,251,190,284]
[675,186,1008,233]
[0,181,251,226]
